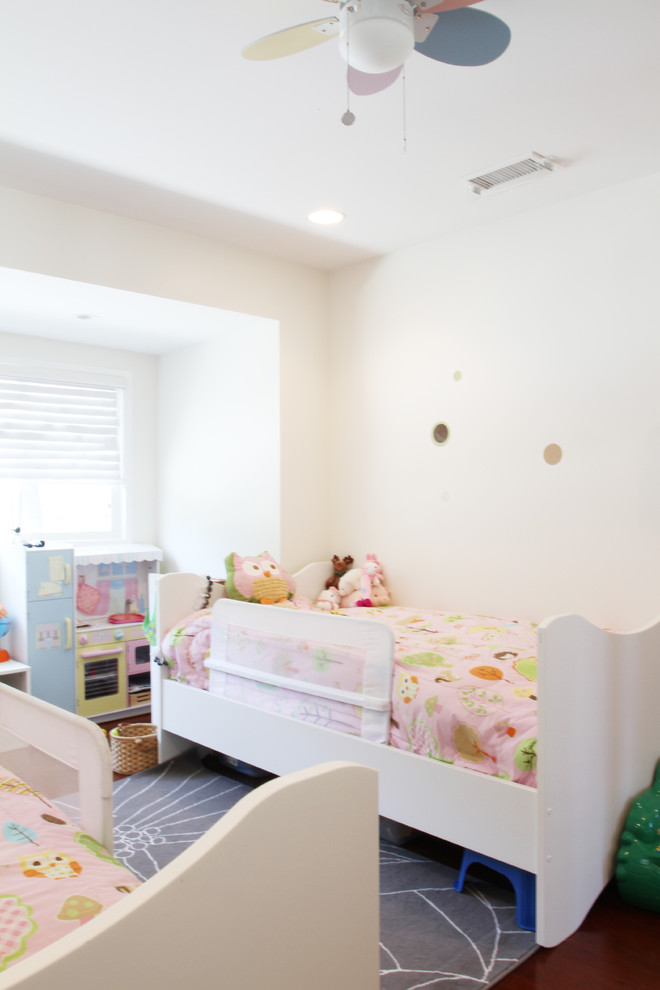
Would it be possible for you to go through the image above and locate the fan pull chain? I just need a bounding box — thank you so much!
[342,3,355,125]
[342,77,355,126]
[402,64,407,153]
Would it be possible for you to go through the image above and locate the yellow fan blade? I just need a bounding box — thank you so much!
[242,18,340,61]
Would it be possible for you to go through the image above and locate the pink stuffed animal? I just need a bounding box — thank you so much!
[370,573,391,607]
[361,554,382,593]
[338,554,387,608]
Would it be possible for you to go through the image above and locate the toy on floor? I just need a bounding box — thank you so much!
[454,848,536,931]
[616,759,660,913]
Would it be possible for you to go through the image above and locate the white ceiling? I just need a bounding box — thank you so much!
[0,267,266,355]
[0,0,659,350]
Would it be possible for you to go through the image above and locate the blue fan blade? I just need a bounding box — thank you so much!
[415,8,511,67]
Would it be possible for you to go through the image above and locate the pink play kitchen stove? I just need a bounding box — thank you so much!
[75,545,160,718]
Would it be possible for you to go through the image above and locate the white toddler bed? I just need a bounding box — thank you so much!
[0,681,379,989]
[150,562,660,950]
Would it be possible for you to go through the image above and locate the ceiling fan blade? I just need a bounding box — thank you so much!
[242,18,339,61]
[348,64,403,96]
[416,0,486,13]
[415,8,511,67]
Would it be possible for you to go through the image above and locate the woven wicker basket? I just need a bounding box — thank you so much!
[110,723,158,775]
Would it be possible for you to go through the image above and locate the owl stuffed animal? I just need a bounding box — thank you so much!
[225,552,295,605]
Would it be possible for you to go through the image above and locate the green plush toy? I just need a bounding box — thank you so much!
[224,551,295,605]
[615,760,660,913]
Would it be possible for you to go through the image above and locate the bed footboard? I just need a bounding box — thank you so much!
[3,762,379,990]
[537,613,660,946]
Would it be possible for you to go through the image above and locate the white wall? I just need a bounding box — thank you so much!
[3,173,660,630]
[0,185,331,573]
[0,331,159,544]
[328,170,660,630]
[158,317,279,575]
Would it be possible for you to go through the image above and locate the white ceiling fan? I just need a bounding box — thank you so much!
[242,0,511,96]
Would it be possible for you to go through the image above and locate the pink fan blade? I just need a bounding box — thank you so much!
[348,64,403,96]
[417,0,485,12]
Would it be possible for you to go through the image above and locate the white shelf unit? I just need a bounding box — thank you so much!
[0,659,30,693]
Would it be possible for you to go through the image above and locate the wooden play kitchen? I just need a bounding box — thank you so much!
[0,543,160,719]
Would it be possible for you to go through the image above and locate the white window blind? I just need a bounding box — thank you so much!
[0,375,123,482]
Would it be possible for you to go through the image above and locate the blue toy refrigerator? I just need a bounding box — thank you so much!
[1,546,76,711]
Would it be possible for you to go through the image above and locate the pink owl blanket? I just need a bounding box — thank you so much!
[0,766,139,973]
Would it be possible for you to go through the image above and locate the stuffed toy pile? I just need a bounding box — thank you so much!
[315,553,391,609]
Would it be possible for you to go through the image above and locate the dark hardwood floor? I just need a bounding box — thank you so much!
[105,713,659,987]
[499,882,659,990]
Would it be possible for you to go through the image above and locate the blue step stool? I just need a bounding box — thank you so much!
[453,849,536,931]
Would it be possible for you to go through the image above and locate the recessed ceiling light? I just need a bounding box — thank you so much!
[307,208,345,225]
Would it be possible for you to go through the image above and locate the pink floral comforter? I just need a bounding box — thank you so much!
[0,766,139,973]
[160,608,212,690]
[342,605,538,786]
[161,601,539,786]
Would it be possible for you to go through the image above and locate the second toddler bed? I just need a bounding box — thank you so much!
[0,682,379,990]
[150,561,660,950]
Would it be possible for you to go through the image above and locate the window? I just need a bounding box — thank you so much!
[0,365,128,542]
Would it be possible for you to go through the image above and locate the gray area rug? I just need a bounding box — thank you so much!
[61,754,537,989]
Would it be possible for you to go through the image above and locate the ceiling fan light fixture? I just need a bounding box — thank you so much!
[339,0,415,75]
[307,208,345,225]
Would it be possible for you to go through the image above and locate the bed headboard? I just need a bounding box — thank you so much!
[150,562,334,645]
[0,683,114,851]
[288,560,333,599]
[150,571,212,645]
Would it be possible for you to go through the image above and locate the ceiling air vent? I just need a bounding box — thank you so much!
[466,152,557,196]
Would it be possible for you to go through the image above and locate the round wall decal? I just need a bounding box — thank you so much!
[543,443,562,465]
[432,422,450,446]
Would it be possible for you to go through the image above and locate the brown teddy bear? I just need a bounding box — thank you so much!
[325,554,354,589]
